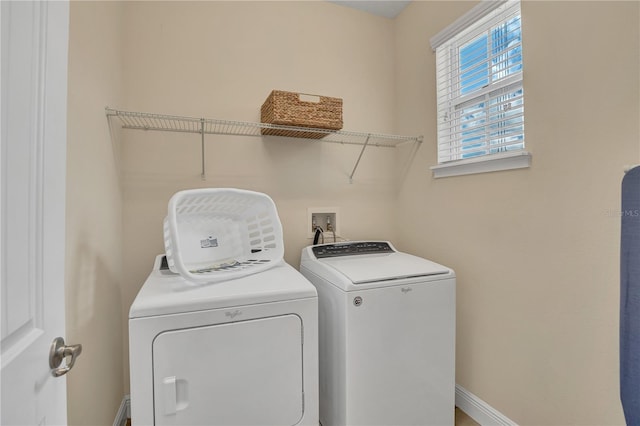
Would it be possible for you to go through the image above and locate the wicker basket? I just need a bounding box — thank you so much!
[261,90,343,139]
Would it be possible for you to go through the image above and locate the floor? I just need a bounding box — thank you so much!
[127,409,478,426]
[456,407,480,426]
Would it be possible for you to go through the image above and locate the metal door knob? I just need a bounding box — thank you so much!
[49,337,82,377]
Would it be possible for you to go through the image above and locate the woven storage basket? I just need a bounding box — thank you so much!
[163,188,284,284]
[261,90,343,139]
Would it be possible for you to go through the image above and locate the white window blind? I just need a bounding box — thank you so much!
[433,0,525,165]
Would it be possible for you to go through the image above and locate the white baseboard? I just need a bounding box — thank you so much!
[113,394,130,426]
[456,384,518,426]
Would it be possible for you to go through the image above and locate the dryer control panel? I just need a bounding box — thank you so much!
[312,241,395,258]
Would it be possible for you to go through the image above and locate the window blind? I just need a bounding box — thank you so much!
[434,0,524,164]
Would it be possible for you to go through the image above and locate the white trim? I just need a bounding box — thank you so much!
[430,0,508,50]
[113,395,130,426]
[431,150,531,178]
[456,384,518,426]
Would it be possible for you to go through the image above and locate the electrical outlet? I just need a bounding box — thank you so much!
[308,207,340,238]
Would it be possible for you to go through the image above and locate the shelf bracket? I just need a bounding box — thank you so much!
[200,118,206,180]
[349,134,371,183]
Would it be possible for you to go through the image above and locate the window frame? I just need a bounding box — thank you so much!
[430,0,530,178]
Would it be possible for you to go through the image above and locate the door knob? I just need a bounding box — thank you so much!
[49,337,82,377]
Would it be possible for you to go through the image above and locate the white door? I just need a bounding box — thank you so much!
[1,1,73,425]
[152,315,304,426]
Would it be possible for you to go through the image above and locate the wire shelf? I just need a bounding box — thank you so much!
[105,107,423,180]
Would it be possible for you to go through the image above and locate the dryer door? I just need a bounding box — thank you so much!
[152,314,304,425]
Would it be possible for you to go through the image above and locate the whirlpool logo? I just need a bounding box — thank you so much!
[225,309,242,319]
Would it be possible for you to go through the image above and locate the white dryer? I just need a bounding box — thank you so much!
[129,255,319,426]
[300,241,455,426]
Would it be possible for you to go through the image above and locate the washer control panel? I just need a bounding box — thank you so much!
[312,241,395,259]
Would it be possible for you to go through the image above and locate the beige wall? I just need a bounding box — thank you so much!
[395,1,639,425]
[118,0,400,395]
[66,2,125,425]
[65,1,639,425]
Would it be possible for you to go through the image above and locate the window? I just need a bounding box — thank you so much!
[430,0,530,178]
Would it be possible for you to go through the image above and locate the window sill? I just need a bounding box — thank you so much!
[430,151,531,178]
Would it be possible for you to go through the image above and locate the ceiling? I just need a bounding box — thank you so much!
[327,1,412,19]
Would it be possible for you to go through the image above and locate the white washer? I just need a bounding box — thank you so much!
[129,255,319,426]
[300,241,455,426]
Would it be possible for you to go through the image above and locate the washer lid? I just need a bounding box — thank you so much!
[319,251,450,284]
